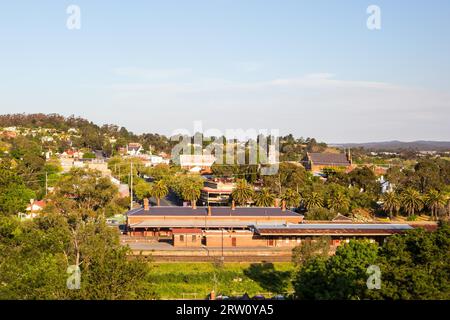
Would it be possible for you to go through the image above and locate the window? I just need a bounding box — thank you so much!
[180,235,184,242]
[192,235,196,242]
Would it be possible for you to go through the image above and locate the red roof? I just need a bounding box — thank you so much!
[172,228,203,234]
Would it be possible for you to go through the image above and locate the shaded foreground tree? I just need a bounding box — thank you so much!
[293,223,450,300]
[367,222,450,300]
[293,240,378,300]
[0,214,156,299]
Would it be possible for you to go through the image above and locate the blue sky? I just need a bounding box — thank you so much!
[0,1,449,142]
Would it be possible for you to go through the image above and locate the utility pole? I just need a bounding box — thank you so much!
[221,228,224,261]
[45,172,48,196]
[130,161,133,209]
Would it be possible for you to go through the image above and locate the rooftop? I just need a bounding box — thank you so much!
[252,223,413,236]
[127,206,302,217]
[129,219,293,229]
[307,152,351,166]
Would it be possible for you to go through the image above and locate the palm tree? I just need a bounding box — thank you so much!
[424,189,447,220]
[181,183,201,209]
[281,188,300,208]
[401,188,423,217]
[150,180,169,206]
[231,179,254,206]
[301,192,324,210]
[327,191,350,213]
[382,191,401,218]
[255,188,275,207]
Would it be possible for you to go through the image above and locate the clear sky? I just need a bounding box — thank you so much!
[0,1,449,142]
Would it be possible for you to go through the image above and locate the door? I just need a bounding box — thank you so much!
[231,237,237,247]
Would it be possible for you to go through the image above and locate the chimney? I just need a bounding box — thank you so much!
[231,200,236,210]
[281,200,286,211]
[208,206,212,216]
[274,198,280,208]
[143,198,149,211]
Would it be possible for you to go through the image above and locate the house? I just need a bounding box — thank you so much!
[26,199,46,212]
[200,179,236,206]
[378,175,393,193]
[127,143,143,156]
[86,161,111,176]
[18,199,47,220]
[179,154,216,171]
[118,184,130,198]
[144,155,170,167]
[302,150,352,173]
[1,130,17,139]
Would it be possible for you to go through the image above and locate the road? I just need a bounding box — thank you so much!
[149,190,182,206]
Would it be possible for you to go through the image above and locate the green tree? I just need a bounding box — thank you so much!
[254,188,275,207]
[293,240,378,300]
[301,191,324,210]
[181,183,201,208]
[231,179,254,206]
[133,179,152,201]
[281,188,300,208]
[292,236,331,266]
[150,180,169,206]
[401,188,423,217]
[424,189,447,220]
[0,160,36,216]
[305,207,336,220]
[348,166,378,193]
[0,214,156,299]
[382,191,401,218]
[368,222,450,300]
[262,162,306,194]
[50,168,118,217]
[326,191,350,213]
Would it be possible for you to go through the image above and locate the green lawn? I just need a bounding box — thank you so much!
[148,262,296,299]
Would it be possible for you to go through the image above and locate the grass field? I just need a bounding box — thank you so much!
[148,262,296,299]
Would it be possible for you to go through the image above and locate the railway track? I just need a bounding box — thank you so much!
[131,254,292,262]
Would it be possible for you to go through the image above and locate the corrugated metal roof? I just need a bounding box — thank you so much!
[127,206,302,217]
[253,223,413,230]
[129,219,292,228]
[252,223,413,236]
[308,153,351,166]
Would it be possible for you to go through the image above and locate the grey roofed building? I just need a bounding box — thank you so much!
[251,223,413,236]
[302,151,353,172]
[307,153,351,166]
[129,219,293,229]
[126,206,302,217]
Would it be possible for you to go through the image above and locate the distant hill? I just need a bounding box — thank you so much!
[333,141,450,151]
